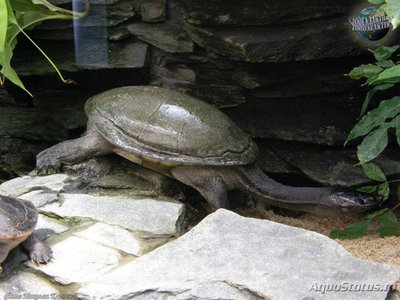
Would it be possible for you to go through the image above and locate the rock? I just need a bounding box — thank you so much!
[180,0,355,26]
[75,222,142,256]
[14,40,149,75]
[184,17,362,62]
[136,0,166,23]
[28,236,122,285]
[0,272,59,296]
[35,215,69,240]
[42,193,185,237]
[0,174,70,197]
[128,23,193,53]
[19,190,58,208]
[78,210,399,300]
[0,107,68,141]
[269,141,400,187]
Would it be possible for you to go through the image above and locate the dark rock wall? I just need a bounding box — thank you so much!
[1,0,399,186]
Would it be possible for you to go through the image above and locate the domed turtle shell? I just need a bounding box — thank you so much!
[86,86,258,166]
[0,195,37,239]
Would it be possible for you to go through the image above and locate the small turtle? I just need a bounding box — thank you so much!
[0,195,52,272]
[36,86,378,216]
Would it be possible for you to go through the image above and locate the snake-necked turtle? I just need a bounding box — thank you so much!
[0,195,52,272]
[36,86,378,216]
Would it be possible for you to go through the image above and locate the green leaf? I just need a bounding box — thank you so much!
[385,0,400,29]
[378,211,400,237]
[370,64,400,85]
[376,60,395,68]
[361,163,387,182]
[330,219,373,239]
[377,181,390,201]
[396,115,400,147]
[357,185,378,194]
[368,0,385,3]
[0,0,7,53]
[347,64,382,80]
[366,208,390,220]
[357,126,388,164]
[369,46,400,61]
[359,84,394,117]
[346,96,400,143]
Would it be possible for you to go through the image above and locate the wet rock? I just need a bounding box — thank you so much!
[78,210,399,300]
[136,0,166,23]
[0,174,70,197]
[28,236,122,285]
[42,193,185,237]
[75,222,142,256]
[128,23,193,53]
[184,17,362,63]
[180,0,355,26]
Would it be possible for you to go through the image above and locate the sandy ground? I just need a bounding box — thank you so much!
[235,202,400,271]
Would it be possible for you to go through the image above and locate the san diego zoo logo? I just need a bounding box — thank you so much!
[349,6,393,41]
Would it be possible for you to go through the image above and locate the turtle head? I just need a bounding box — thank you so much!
[326,190,381,214]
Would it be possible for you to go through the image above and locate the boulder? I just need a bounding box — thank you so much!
[78,209,399,300]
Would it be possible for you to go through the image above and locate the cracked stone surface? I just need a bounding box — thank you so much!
[19,190,58,208]
[42,193,185,237]
[78,209,399,300]
[74,222,142,256]
[35,215,69,240]
[28,236,122,285]
[0,272,59,297]
[0,174,70,197]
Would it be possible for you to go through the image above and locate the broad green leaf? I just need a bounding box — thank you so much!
[385,0,400,29]
[378,211,400,237]
[347,64,382,80]
[330,219,373,239]
[359,83,394,117]
[357,126,388,164]
[369,46,400,61]
[377,181,390,201]
[0,0,7,52]
[396,115,400,147]
[376,60,395,68]
[0,43,32,96]
[346,96,400,143]
[361,163,387,182]
[357,185,378,194]
[366,208,389,220]
[368,0,385,3]
[370,64,400,85]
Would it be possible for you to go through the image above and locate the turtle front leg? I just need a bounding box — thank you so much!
[36,121,113,174]
[21,234,53,266]
[171,166,229,210]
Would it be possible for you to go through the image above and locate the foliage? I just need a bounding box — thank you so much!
[330,2,400,239]
[0,0,88,96]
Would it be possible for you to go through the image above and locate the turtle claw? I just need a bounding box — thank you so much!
[30,244,53,266]
[35,147,63,175]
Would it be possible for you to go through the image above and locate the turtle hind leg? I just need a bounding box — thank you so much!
[21,234,53,266]
[171,166,229,210]
[36,121,113,174]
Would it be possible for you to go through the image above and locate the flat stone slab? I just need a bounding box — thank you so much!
[19,190,58,207]
[0,271,59,297]
[0,174,69,197]
[42,193,185,237]
[75,222,142,256]
[28,236,122,285]
[78,209,399,300]
[35,215,69,240]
